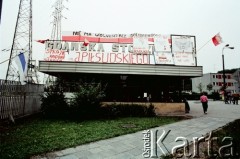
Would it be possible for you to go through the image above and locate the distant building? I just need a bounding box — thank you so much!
[192,73,239,94]
[232,69,240,93]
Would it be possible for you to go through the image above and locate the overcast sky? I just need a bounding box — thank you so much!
[0,0,240,80]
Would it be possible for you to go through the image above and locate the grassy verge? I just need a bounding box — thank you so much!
[208,119,240,158]
[0,116,182,159]
[168,119,240,159]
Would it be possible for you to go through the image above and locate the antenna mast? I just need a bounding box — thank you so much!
[5,0,38,83]
[44,0,67,85]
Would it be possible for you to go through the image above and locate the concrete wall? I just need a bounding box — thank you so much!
[24,84,44,115]
[153,102,185,116]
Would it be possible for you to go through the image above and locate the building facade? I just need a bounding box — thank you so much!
[192,72,239,94]
[232,69,240,93]
[38,32,203,102]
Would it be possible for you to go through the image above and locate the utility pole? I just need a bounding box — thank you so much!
[222,44,234,92]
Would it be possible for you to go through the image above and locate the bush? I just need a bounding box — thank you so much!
[40,90,69,118]
[210,92,221,100]
[101,103,155,118]
[70,82,106,118]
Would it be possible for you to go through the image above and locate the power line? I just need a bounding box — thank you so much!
[0,53,21,65]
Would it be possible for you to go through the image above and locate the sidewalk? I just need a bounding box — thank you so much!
[35,100,240,159]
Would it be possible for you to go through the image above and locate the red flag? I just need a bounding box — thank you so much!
[83,38,89,46]
[212,33,223,46]
[36,39,49,44]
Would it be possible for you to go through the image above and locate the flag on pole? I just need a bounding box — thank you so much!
[36,39,49,44]
[14,52,28,84]
[212,33,223,46]
[83,38,89,46]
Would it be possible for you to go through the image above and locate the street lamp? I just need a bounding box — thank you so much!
[222,44,234,92]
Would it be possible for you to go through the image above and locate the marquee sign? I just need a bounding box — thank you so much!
[43,31,196,66]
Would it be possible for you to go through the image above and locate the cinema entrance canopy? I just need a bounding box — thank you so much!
[38,32,203,102]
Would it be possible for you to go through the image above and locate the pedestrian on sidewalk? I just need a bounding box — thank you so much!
[200,92,208,114]
[233,94,239,105]
[183,98,190,113]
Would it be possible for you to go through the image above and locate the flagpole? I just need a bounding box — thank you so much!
[196,38,212,53]
[197,32,221,53]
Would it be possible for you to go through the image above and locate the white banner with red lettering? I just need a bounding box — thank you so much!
[154,35,171,52]
[173,52,195,66]
[133,37,149,54]
[154,52,174,65]
[44,42,155,64]
[172,36,193,53]
[41,31,196,66]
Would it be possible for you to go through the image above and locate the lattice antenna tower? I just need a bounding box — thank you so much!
[44,0,68,85]
[51,0,68,40]
[5,0,38,83]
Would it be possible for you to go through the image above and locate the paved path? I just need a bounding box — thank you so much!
[34,100,240,159]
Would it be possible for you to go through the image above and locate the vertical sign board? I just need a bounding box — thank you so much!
[133,37,149,54]
[153,35,174,65]
[171,35,196,66]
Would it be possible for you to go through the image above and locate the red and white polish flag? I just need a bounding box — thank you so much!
[36,39,49,44]
[212,33,223,46]
[83,38,89,46]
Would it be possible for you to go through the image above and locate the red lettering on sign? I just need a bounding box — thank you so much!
[110,53,116,63]
[81,52,88,61]
[95,53,101,62]
[116,53,122,63]
[122,54,129,63]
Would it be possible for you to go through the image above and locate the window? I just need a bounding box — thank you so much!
[213,82,216,86]
[217,82,223,86]
[227,82,234,86]
[217,75,222,79]
[213,75,215,78]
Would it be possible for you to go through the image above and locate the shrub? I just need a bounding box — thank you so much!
[40,90,69,118]
[210,92,221,100]
[70,82,106,118]
[101,103,155,118]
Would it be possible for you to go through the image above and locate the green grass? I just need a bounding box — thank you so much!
[0,116,181,159]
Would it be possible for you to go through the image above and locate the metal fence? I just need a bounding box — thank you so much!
[0,79,44,120]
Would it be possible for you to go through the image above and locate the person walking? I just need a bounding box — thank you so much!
[233,94,239,105]
[183,98,190,113]
[200,92,208,114]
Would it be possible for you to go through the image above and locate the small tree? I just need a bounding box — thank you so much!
[197,83,204,93]
[71,82,106,117]
[41,86,69,118]
[206,83,213,93]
